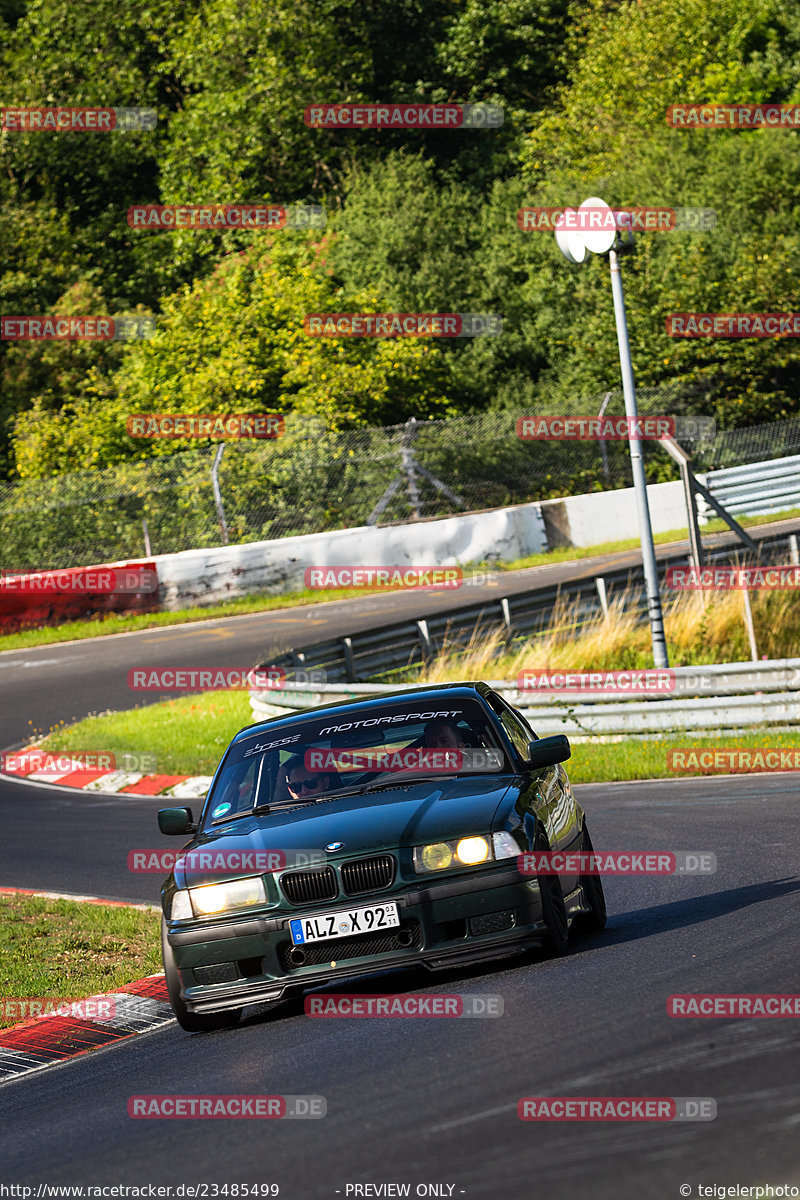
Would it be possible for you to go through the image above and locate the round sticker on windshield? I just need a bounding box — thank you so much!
[212,802,231,819]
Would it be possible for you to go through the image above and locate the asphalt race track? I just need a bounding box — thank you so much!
[1,774,799,1196]
[1,568,799,1197]
[2,520,798,748]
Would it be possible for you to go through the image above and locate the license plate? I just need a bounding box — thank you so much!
[289,902,399,945]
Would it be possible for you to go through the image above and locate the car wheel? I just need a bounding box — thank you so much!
[535,837,570,956]
[576,821,607,932]
[161,917,242,1033]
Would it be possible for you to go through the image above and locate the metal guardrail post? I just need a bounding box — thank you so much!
[660,435,703,570]
[595,577,610,620]
[416,619,433,662]
[741,588,759,660]
[342,637,356,682]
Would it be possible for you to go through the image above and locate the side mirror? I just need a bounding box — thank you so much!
[524,735,571,769]
[158,807,196,835]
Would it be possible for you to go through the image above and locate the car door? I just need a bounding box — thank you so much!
[493,695,581,894]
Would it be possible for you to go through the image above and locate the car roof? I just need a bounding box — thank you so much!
[231,681,496,746]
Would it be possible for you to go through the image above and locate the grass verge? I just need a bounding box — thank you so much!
[28,691,800,785]
[565,729,800,785]
[0,893,161,1028]
[35,690,254,775]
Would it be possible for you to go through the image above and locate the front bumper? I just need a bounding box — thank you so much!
[165,866,590,1014]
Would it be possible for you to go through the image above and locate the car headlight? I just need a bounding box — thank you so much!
[491,831,520,860]
[189,876,267,916]
[456,836,490,865]
[414,834,494,873]
[420,843,453,871]
[170,889,192,920]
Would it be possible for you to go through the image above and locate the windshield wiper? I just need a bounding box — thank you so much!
[327,774,456,798]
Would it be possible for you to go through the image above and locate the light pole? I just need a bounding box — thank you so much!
[555,197,669,668]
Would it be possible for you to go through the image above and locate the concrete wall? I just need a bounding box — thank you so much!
[155,501,550,610]
[1,480,692,624]
[540,480,686,549]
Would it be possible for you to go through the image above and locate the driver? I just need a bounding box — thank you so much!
[283,754,338,800]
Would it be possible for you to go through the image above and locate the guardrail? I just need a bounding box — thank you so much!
[250,658,800,738]
[251,523,800,686]
[700,454,800,519]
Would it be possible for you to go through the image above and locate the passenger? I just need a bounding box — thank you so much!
[423,719,467,750]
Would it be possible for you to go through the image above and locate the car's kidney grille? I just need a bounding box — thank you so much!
[341,854,395,895]
[280,866,337,905]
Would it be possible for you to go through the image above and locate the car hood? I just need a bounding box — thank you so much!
[174,775,515,888]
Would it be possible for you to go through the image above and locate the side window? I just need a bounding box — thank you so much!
[490,698,532,759]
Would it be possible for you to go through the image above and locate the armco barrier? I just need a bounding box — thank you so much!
[698,454,800,520]
[249,659,800,738]
[0,561,158,633]
[246,522,800,685]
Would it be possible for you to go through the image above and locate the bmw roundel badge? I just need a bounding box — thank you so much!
[325,842,344,853]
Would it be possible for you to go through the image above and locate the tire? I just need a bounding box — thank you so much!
[535,836,570,956]
[161,918,243,1033]
[576,821,607,932]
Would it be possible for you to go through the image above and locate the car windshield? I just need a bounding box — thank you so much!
[203,697,506,826]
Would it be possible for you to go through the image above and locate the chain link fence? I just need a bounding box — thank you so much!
[0,386,794,572]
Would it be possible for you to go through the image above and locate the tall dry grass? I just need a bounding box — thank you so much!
[418,586,800,682]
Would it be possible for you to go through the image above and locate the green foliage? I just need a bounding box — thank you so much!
[3,0,800,482]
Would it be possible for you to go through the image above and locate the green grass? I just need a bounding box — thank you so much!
[31,690,800,785]
[4,508,798,656]
[37,690,254,775]
[565,728,800,784]
[0,585,387,654]
[0,893,161,1027]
